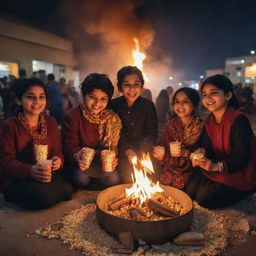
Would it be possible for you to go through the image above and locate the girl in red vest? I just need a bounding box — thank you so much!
[0,78,73,210]
[187,74,256,209]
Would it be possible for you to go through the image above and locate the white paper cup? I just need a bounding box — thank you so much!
[80,147,95,170]
[37,159,53,183]
[101,150,115,172]
[169,141,182,157]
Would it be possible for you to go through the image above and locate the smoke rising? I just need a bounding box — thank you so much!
[60,0,174,99]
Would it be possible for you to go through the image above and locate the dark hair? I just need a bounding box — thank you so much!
[10,78,47,114]
[117,66,144,92]
[166,86,174,95]
[200,74,239,109]
[81,73,114,99]
[172,87,200,108]
[157,89,169,100]
[47,73,55,81]
[11,78,47,99]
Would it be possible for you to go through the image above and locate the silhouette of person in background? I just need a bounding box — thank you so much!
[155,89,170,142]
[46,74,64,125]
[141,87,153,101]
[166,86,174,119]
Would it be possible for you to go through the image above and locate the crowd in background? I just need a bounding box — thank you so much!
[0,71,255,131]
[0,71,80,123]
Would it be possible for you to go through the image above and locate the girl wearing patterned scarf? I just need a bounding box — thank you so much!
[153,87,206,189]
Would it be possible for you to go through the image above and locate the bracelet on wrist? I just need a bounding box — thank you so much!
[217,161,224,173]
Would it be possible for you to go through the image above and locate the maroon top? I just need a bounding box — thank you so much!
[0,114,63,191]
[62,105,101,165]
[159,116,204,189]
[204,107,256,190]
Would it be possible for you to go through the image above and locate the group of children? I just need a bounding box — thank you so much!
[0,66,255,210]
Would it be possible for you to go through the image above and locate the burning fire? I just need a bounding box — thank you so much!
[125,153,163,204]
[132,38,149,82]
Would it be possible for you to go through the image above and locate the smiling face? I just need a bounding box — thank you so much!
[201,83,231,118]
[16,85,47,117]
[121,73,143,106]
[85,89,109,115]
[173,91,194,123]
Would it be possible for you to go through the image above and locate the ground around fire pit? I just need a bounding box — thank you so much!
[35,202,234,256]
[1,187,256,256]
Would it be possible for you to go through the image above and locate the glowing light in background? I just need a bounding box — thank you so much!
[132,38,149,82]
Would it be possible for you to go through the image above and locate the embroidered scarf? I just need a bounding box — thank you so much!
[160,115,204,188]
[167,116,203,146]
[17,112,47,140]
[81,103,121,149]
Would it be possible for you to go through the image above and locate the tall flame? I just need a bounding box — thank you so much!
[125,153,163,204]
[132,38,149,82]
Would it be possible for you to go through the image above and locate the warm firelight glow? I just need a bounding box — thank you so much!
[132,38,149,82]
[125,153,163,204]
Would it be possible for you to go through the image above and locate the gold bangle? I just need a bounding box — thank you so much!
[218,161,224,173]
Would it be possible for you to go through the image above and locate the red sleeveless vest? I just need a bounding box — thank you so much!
[204,107,256,191]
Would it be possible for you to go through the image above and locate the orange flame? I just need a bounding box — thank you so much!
[125,153,163,204]
[132,38,149,82]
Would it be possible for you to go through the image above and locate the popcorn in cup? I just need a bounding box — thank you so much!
[169,141,182,157]
[34,144,48,162]
[37,159,53,183]
[190,152,204,166]
[101,150,115,172]
[80,147,95,170]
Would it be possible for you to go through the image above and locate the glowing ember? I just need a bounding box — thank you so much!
[132,38,149,82]
[125,153,163,204]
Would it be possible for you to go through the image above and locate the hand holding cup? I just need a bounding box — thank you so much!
[32,159,53,183]
[190,148,205,167]
[75,147,95,171]
[51,156,62,171]
[153,146,165,161]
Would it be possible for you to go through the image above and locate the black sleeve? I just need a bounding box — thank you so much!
[139,102,158,152]
[224,115,252,172]
[118,127,134,153]
[109,99,135,153]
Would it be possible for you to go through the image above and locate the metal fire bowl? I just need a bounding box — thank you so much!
[96,184,193,244]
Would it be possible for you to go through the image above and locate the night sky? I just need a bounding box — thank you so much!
[1,0,256,80]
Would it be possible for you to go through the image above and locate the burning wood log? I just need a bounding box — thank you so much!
[108,195,132,210]
[130,197,140,207]
[154,192,175,204]
[148,198,179,217]
[108,193,126,205]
